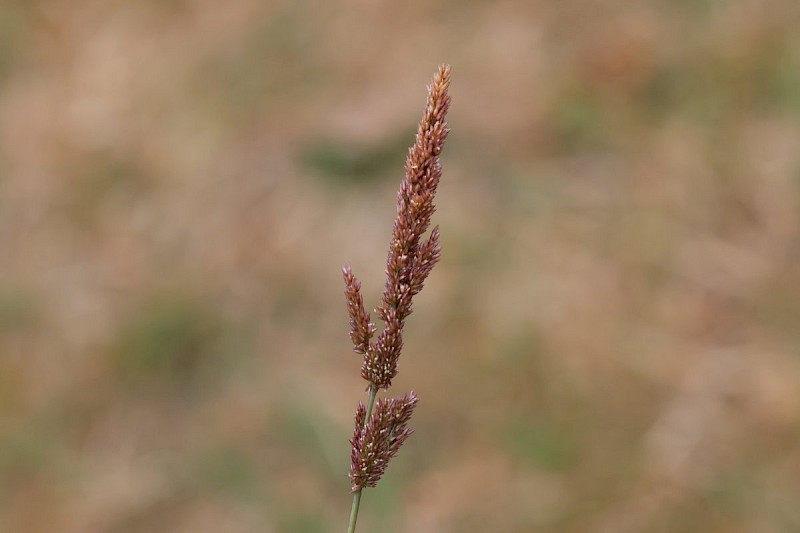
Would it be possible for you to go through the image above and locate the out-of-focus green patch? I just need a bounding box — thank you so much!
[648,60,731,125]
[669,0,718,15]
[643,30,800,125]
[449,231,499,274]
[772,47,800,113]
[66,149,152,230]
[494,330,549,396]
[113,291,228,390]
[505,418,578,472]
[273,405,343,486]
[0,396,111,491]
[0,4,27,83]
[551,90,607,153]
[187,3,325,128]
[103,492,193,533]
[661,493,737,532]
[299,129,415,187]
[181,445,262,502]
[499,168,557,214]
[277,511,327,533]
[262,270,320,330]
[640,65,683,121]
[607,208,676,291]
[143,0,191,14]
[755,274,800,349]
[366,474,403,529]
[0,285,38,338]
[500,329,546,366]
[0,423,56,494]
[706,469,752,520]
[708,462,800,530]
[746,36,800,115]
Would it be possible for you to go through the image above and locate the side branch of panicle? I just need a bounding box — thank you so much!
[349,391,419,492]
[343,266,376,355]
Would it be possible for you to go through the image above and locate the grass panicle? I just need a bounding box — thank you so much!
[342,64,451,533]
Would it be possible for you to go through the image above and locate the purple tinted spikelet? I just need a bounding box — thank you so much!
[352,64,450,390]
[343,265,376,355]
[349,391,419,492]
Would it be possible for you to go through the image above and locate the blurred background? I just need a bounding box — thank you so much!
[1,1,799,531]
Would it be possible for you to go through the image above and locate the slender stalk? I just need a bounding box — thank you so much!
[347,384,378,533]
[346,489,362,533]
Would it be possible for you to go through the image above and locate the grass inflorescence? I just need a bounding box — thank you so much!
[341,64,451,533]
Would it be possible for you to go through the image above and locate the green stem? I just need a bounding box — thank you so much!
[347,383,378,533]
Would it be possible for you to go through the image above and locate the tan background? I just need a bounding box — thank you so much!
[1,1,800,531]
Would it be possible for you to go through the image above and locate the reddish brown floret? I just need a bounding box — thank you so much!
[343,265,376,355]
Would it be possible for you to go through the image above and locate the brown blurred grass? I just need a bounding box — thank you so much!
[1,1,800,532]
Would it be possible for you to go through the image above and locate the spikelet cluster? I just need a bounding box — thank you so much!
[349,392,418,492]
